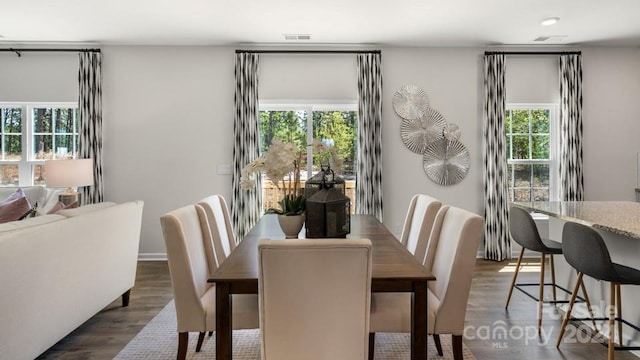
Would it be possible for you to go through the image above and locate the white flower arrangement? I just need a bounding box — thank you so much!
[241,139,305,215]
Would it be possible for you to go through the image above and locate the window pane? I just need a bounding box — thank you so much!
[511,110,529,133]
[55,108,75,133]
[533,164,550,187]
[34,135,53,160]
[312,111,358,179]
[514,164,532,188]
[506,135,512,159]
[505,110,512,133]
[4,135,22,160]
[514,189,532,202]
[259,110,307,153]
[511,135,530,159]
[33,164,46,186]
[0,164,19,186]
[54,134,74,159]
[532,135,550,159]
[533,189,549,201]
[2,108,22,133]
[531,109,550,133]
[33,108,53,133]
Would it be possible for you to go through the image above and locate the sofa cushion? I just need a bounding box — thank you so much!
[0,214,66,232]
[0,196,33,224]
[56,202,117,217]
[0,186,47,211]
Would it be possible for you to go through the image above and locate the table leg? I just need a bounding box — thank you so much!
[412,280,428,360]
[216,282,232,360]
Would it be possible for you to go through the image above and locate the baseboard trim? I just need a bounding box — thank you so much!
[138,253,167,261]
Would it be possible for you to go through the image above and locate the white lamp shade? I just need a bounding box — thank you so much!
[45,159,94,188]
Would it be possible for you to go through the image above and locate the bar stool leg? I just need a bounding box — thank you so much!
[609,283,616,360]
[538,252,546,334]
[556,272,583,348]
[578,273,598,332]
[550,254,557,302]
[506,247,525,308]
[616,283,622,346]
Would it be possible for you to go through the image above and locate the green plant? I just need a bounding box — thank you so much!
[267,194,306,216]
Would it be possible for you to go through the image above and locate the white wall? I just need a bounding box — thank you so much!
[2,45,639,258]
[0,52,77,101]
[102,46,236,257]
[582,48,640,201]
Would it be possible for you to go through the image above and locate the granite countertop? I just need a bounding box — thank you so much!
[513,201,640,239]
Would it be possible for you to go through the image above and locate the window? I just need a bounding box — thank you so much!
[505,104,557,202]
[0,103,79,187]
[259,102,358,213]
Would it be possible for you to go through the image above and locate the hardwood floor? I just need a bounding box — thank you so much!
[37,259,639,359]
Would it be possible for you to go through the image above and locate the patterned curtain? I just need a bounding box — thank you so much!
[483,54,510,261]
[231,52,262,240]
[356,52,383,221]
[559,54,584,201]
[78,52,104,204]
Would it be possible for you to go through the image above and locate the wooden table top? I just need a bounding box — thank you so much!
[210,214,434,283]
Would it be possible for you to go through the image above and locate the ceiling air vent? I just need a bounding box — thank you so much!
[534,35,567,42]
[284,34,311,41]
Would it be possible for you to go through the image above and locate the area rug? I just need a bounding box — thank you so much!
[115,301,475,359]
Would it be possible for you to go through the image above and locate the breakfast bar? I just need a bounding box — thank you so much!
[514,201,640,348]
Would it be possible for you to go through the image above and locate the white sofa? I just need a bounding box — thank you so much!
[0,200,144,360]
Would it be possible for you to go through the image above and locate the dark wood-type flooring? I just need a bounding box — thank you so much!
[37,259,639,359]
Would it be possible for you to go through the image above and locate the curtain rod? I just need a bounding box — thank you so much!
[484,51,581,56]
[235,49,381,54]
[0,48,101,57]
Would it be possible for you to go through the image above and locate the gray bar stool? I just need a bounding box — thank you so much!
[557,221,640,360]
[506,206,594,333]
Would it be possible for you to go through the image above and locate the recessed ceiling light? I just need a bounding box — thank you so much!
[540,17,560,26]
[284,34,311,41]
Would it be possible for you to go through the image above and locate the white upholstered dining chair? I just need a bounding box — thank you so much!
[369,206,483,360]
[160,204,259,360]
[197,194,236,270]
[258,238,373,360]
[400,194,442,262]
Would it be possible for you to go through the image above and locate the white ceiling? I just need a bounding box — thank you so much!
[1,0,639,47]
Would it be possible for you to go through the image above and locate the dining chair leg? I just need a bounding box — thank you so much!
[177,332,188,360]
[578,271,598,332]
[208,331,213,337]
[433,334,443,356]
[196,332,206,352]
[616,283,623,346]
[538,252,546,334]
[368,333,375,360]
[556,272,583,348]
[609,283,616,360]
[506,248,525,308]
[452,335,463,360]
[549,254,557,301]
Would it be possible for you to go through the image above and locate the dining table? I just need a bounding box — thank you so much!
[209,214,435,360]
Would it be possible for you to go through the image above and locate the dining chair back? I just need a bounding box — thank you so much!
[197,195,236,271]
[400,194,442,264]
[258,238,373,360]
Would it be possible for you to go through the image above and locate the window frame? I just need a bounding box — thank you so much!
[0,102,79,187]
[505,103,559,202]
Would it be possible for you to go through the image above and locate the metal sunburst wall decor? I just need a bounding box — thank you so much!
[423,138,471,186]
[393,84,470,186]
[392,84,430,120]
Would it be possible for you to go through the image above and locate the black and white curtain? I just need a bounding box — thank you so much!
[483,54,510,261]
[356,52,383,221]
[231,52,262,240]
[559,54,584,201]
[78,52,104,204]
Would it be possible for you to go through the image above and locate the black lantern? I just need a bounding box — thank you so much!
[305,180,351,238]
[305,165,346,200]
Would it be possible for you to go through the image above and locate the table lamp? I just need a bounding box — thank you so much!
[45,159,94,206]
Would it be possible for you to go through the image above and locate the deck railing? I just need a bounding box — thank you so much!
[262,180,356,214]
